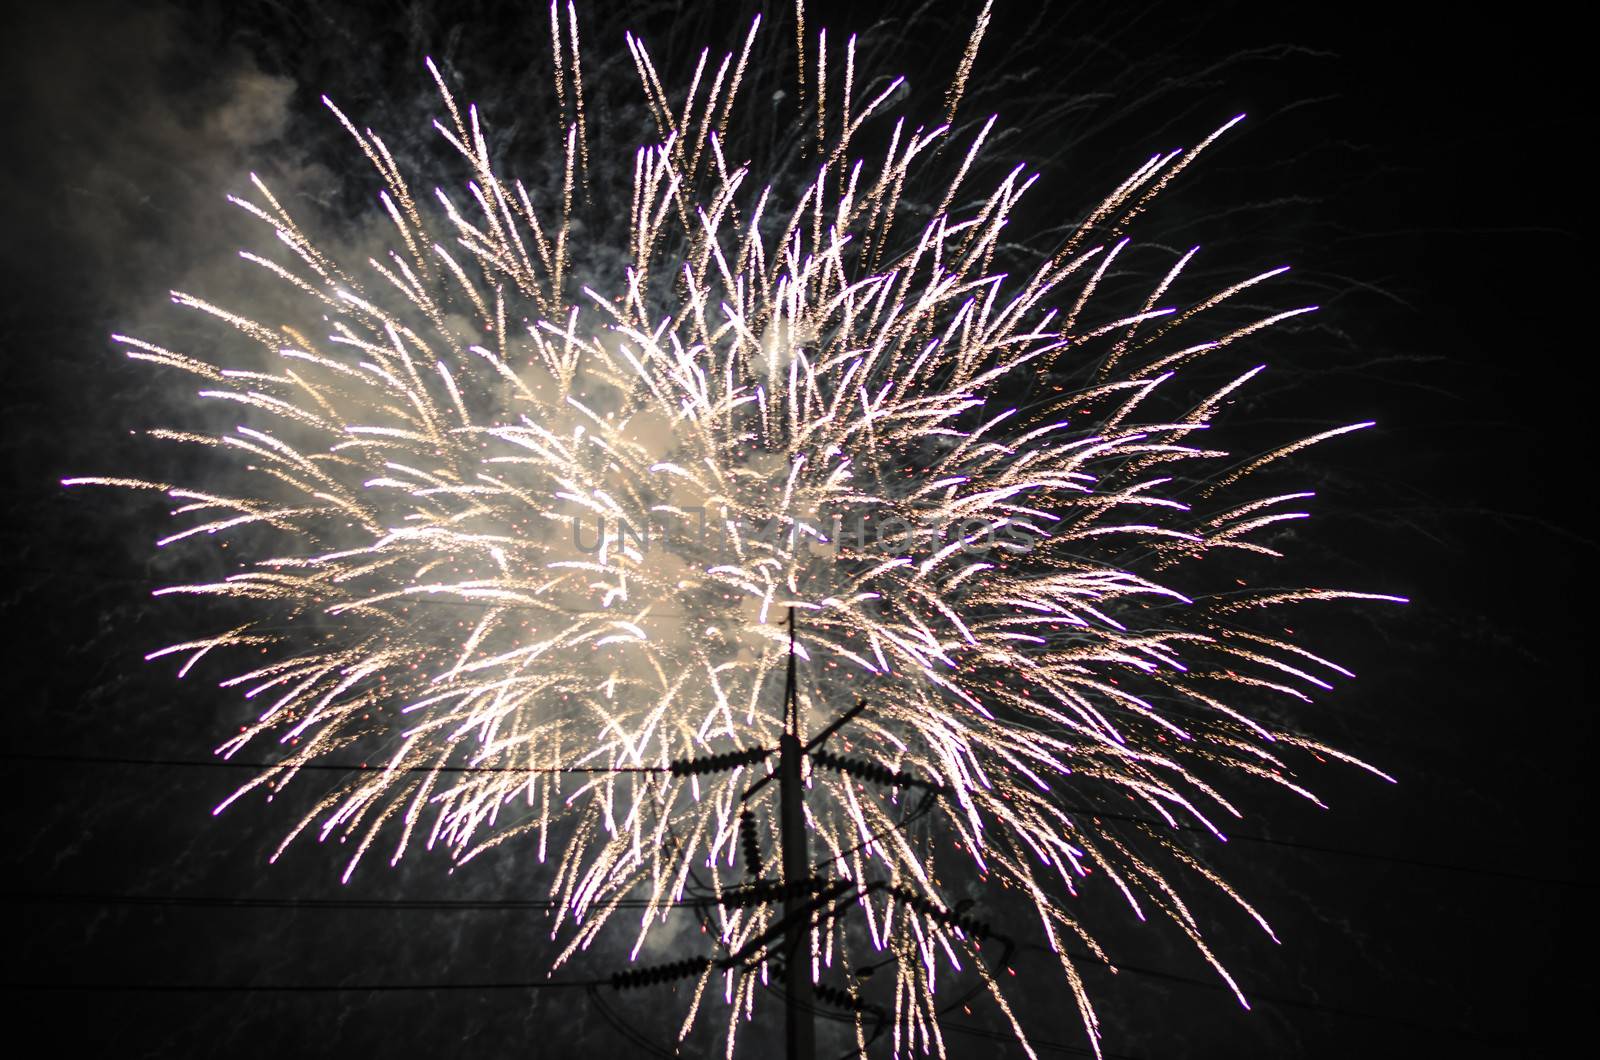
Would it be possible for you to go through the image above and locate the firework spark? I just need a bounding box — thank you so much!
[68,4,1402,1056]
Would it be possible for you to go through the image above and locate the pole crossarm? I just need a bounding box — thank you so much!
[606,609,952,1060]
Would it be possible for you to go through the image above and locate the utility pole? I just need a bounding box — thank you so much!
[778,606,816,1060]
[626,610,957,1055]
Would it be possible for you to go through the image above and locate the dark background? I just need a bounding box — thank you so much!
[0,1,1589,1057]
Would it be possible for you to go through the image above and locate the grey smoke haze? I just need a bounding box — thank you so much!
[3,8,1341,1058]
[3,3,302,322]
[7,4,1579,1059]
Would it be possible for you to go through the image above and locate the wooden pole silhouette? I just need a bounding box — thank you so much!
[779,606,815,1060]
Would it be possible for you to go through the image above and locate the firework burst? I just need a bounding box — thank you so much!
[68,4,1402,1055]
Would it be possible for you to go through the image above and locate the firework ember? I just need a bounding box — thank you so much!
[66,3,1403,1055]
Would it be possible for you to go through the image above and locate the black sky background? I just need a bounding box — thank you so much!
[1,1,1591,1057]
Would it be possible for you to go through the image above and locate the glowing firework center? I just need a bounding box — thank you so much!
[66,10,1404,1055]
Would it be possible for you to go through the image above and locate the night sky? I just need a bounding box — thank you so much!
[1,2,1589,1057]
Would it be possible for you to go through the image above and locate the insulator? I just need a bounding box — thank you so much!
[739,809,763,879]
[717,877,825,908]
[813,982,868,1011]
[610,954,712,990]
[812,749,942,792]
[668,746,771,776]
[886,884,990,937]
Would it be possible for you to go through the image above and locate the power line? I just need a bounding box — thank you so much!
[0,976,1134,1056]
[1052,803,1586,888]
[10,593,1530,1050]
[936,1020,1138,1058]
[2,751,666,775]
[2,888,1495,1041]
[6,890,658,912]
[0,961,1495,1046]
[1,978,608,992]
[7,750,1584,887]
[1021,943,1496,1044]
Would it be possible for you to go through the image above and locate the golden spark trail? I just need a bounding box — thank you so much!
[68,8,1402,1057]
